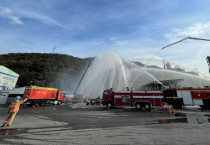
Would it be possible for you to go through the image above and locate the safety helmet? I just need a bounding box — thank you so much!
[16,96,21,100]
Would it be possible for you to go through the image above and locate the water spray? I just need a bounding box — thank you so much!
[118,59,128,88]
[128,60,168,89]
[74,51,210,98]
[161,36,210,88]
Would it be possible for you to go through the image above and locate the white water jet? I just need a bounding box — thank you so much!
[121,57,167,88]
[76,52,210,99]
[77,52,128,98]
[119,60,128,87]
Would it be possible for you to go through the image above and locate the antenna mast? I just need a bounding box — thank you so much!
[51,45,55,53]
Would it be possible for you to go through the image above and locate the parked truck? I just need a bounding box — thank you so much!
[22,86,66,106]
[101,88,164,110]
[163,88,210,109]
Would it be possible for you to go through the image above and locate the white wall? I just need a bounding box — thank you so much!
[0,65,19,90]
[0,91,9,104]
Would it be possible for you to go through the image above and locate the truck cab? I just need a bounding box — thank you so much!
[56,90,66,104]
[101,89,115,106]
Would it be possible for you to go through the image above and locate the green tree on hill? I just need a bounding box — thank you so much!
[0,53,90,89]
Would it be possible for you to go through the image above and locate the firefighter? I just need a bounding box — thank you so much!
[2,96,28,127]
[96,96,100,105]
[126,87,129,91]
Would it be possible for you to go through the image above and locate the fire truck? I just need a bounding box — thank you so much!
[71,95,83,103]
[163,88,210,109]
[101,88,164,110]
[22,86,66,106]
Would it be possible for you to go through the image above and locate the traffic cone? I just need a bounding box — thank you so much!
[169,107,172,116]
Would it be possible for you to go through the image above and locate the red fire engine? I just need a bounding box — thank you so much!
[101,88,164,110]
[23,86,66,106]
[71,94,83,103]
[163,88,210,109]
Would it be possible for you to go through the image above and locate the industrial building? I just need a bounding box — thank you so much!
[0,65,19,90]
[0,65,19,104]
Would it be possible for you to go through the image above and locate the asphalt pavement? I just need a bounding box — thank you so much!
[0,103,210,144]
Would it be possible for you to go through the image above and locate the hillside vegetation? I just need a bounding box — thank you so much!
[0,53,89,89]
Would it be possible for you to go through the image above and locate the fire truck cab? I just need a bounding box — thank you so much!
[101,89,115,107]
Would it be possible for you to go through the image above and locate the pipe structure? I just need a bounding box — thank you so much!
[162,37,210,50]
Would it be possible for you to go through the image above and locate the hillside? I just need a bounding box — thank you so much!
[0,53,90,90]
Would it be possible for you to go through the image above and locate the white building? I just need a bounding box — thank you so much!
[0,65,19,104]
[0,65,19,90]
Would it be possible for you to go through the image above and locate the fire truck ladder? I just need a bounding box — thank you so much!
[162,37,210,50]
[74,58,94,95]
[161,37,210,74]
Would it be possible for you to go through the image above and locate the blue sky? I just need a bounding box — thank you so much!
[1,0,210,74]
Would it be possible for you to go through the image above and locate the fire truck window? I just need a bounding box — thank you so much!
[164,90,177,97]
[122,95,130,103]
[104,91,109,96]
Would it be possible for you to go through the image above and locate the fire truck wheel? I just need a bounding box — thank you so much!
[144,103,151,111]
[135,103,142,110]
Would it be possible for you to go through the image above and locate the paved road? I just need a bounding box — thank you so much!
[0,103,210,144]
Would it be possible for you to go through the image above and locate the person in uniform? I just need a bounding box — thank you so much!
[2,96,28,127]
[126,87,129,91]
